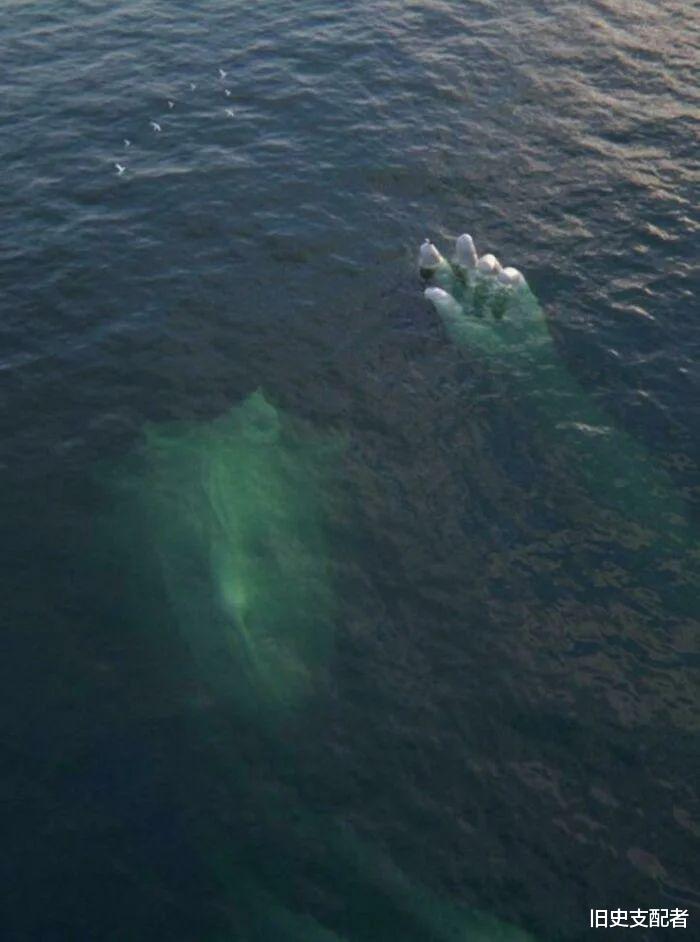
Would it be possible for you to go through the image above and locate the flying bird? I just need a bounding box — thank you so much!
[123,139,131,147]
[225,108,235,117]
[219,68,227,79]
[224,88,231,97]
[150,121,161,132]
[167,100,175,109]
[190,82,197,91]
[115,163,126,175]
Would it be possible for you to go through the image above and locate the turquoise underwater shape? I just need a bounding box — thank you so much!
[102,388,538,941]
[107,388,340,716]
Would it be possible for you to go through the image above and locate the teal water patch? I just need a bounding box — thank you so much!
[102,389,344,718]
[194,761,537,942]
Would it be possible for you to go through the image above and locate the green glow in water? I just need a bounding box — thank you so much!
[198,791,537,942]
[110,389,342,714]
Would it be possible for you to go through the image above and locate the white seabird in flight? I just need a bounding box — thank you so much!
[115,163,126,175]
[150,121,161,132]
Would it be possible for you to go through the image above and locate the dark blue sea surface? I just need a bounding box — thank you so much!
[1,1,698,940]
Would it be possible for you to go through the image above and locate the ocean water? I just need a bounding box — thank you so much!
[1,1,698,939]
